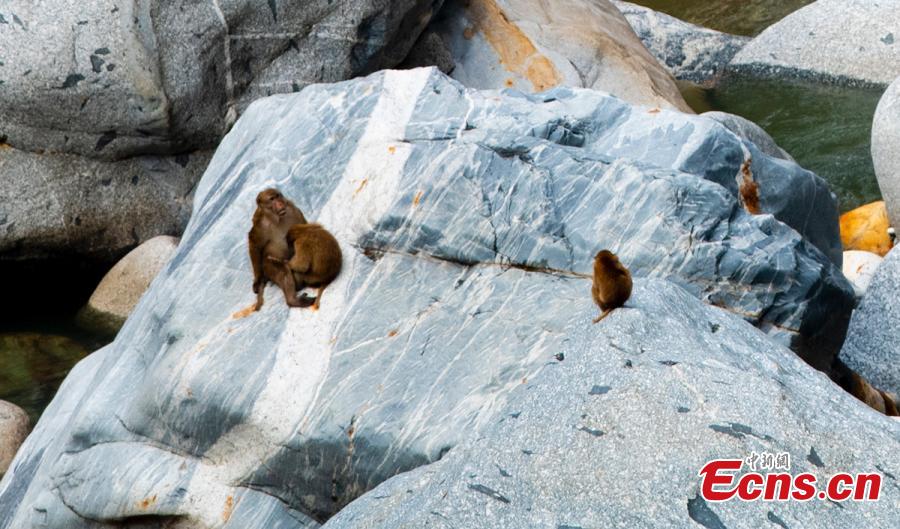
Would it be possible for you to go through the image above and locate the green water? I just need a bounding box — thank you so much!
[0,259,113,423]
[683,78,885,213]
[629,0,815,36]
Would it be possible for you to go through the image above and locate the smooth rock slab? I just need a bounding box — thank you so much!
[0,147,209,261]
[872,76,900,226]
[728,0,900,87]
[78,236,180,335]
[0,68,855,527]
[613,1,750,87]
[841,246,900,397]
[323,280,900,529]
[419,0,692,111]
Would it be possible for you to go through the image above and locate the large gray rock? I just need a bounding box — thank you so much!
[324,281,900,529]
[702,110,794,161]
[0,401,29,477]
[0,147,209,261]
[416,0,692,112]
[841,246,900,397]
[728,0,900,87]
[0,0,442,159]
[613,1,750,87]
[872,76,900,226]
[0,68,856,527]
[78,236,180,335]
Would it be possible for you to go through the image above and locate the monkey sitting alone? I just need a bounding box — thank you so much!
[591,250,632,324]
[248,188,309,310]
[268,223,342,310]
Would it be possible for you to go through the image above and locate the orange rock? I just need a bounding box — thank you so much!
[840,201,894,256]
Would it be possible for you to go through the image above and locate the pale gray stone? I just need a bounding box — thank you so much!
[78,236,180,335]
[841,246,900,397]
[0,148,209,261]
[613,1,750,87]
[872,76,900,226]
[729,0,900,87]
[0,68,859,528]
[0,401,29,477]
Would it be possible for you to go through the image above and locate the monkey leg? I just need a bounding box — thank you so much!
[263,260,305,308]
[313,285,327,311]
[592,309,612,324]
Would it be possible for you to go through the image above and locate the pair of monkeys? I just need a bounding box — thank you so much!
[248,188,342,311]
[247,188,632,321]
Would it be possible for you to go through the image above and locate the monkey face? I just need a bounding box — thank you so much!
[257,188,288,217]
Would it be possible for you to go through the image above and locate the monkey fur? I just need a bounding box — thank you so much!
[268,223,342,310]
[591,250,632,324]
[248,188,309,310]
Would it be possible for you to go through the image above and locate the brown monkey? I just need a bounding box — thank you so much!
[591,250,632,324]
[738,159,761,215]
[268,223,342,310]
[248,188,309,310]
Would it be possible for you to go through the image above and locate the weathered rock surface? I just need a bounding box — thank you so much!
[324,282,900,529]
[0,401,29,477]
[842,250,883,298]
[728,0,900,87]
[0,0,441,259]
[78,236,180,335]
[702,110,794,161]
[872,76,900,226]
[0,68,857,527]
[841,246,900,397]
[0,0,441,159]
[0,147,208,261]
[417,0,692,111]
[613,1,749,87]
[840,200,895,256]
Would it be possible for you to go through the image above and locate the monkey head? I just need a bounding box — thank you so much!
[594,249,620,270]
[257,188,290,218]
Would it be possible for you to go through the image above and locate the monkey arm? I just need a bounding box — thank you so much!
[248,232,265,291]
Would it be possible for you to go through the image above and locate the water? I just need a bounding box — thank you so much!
[683,78,885,213]
[0,259,114,422]
[629,0,815,36]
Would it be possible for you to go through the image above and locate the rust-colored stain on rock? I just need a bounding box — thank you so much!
[465,0,562,92]
[413,190,424,206]
[840,200,894,256]
[137,495,157,510]
[231,303,258,319]
[354,178,369,196]
[222,495,235,522]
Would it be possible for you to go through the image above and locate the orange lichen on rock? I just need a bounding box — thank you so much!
[464,0,562,92]
[840,201,894,256]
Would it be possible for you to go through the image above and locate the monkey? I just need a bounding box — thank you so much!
[738,158,761,215]
[591,250,632,324]
[267,223,342,310]
[248,188,309,310]
[831,360,899,417]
